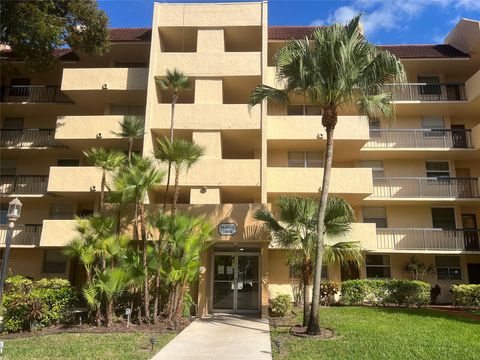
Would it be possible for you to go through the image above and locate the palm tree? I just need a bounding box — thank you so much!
[155,137,204,215]
[155,69,191,210]
[249,16,405,334]
[84,147,126,215]
[113,115,144,162]
[254,196,362,326]
[113,154,164,322]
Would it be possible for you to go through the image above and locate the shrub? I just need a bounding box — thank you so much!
[319,281,339,305]
[341,279,430,307]
[270,294,292,317]
[451,284,480,308]
[430,285,441,305]
[2,276,75,333]
[182,292,195,318]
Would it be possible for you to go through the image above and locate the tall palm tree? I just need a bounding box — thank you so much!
[249,16,405,334]
[155,137,204,215]
[113,115,145,162]
[254,196,362,326]
[155,69,191,210]
[84,147,126,215]
[113,154,164,322]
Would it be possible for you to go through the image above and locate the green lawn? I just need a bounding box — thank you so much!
[271,307,480,360]
[3,331,175,360]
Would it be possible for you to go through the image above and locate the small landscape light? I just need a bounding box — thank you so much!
[0,340,4,356]
[274,338,283,354]
[149,336,158,352]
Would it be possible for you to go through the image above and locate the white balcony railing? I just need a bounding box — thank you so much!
[377,228,480,251]
[384,83,466,102]
[372,177,480,198]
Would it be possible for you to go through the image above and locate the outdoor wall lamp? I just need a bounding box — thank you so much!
[96,133,102,139]
[200,186,207,193]
[90,185,96,192]
[102,84,108,90]
[317,133,324,139]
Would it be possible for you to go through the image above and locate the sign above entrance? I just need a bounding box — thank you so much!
[218,223,237,236]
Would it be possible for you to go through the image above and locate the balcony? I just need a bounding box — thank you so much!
[47,166,102,193]
[40,220,77,247]
[385,83,467,102]
[376,228,480,252]
[1,129,64,148]
[0,224,42,246]
[150,104,260,130]
[0,176,49,195]
[267,168,372,198]
[371,177,480,199]
[0,86,73,103]
[365,129,473,149]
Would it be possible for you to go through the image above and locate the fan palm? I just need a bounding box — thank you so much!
[249,16,405,334]
[254,196,362,326]
[113,115,145,162]
[155,137,204,215]
[84,147,126,214]
[113,154,164,322]
[155,69,191,210]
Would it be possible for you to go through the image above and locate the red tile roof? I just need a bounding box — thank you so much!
[268,26,469,59]
[109,28,151,42]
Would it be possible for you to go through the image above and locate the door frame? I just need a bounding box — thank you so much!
[210,251,261,314]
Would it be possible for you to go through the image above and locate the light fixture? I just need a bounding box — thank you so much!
[7,198,22,222]
[96,133,102,139]
[317,133,324,139]
[102,84,108,90]
[90,186,96,192]
[239,248,244,251]
[200,186,207,194]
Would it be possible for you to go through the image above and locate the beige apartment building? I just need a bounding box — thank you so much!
[1,2,479,317]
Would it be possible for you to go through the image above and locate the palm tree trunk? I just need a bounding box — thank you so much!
[100,170,106,215]
[307,109,337,335]
[162,162,172,212]
[174,280,188,322]
[302,262,311,327]
[153,271,161,324]
[163,92,177,211]
[106,298,113,327]
[139,201,151,322]
[128,138,133,163]
[171,169,180,216]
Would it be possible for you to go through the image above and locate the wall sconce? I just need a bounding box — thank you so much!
[90,186,96,192]
[200,186,207,194]
[102,84,108,90]
[317,133,324,139]
[96,133,102,139]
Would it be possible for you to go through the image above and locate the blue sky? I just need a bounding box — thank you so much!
[98,0,480,44]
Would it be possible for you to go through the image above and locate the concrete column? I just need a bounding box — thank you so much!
[190,187,221,204]
[192,131,222,159]
[260,242,269,318]
[197,29,225,52]
[194,78,223,104]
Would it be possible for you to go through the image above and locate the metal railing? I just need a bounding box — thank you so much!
[377,228,480,251]
[0,129,64,148]
[383,83,467,101]
[365,129,473,148]
[0,224,42,246]
[0,86,73,103]
[372,177,480,198]
[0,176,49,194]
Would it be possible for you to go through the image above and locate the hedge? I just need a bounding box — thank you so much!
[451,284,480,308]
[341,279,430,307]
[2,276,75,333]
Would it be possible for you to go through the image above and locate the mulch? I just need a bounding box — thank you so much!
[1,318,192,340]
[289,325,336,339]
[427,306,480,322]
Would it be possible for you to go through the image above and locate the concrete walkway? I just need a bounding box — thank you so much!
[152,314,272,360]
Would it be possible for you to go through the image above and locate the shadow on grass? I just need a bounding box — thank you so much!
[339,306,479,325]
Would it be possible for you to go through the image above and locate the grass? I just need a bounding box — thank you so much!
[3,331,176,360]
[271,307,480,360]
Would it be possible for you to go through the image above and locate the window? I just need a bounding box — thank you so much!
[359,160,384,178]
[286,105,321,116]
[2,117,24,129]
[368,117,381,137]
[426,161,450,178]
[57,159,80,167]
[431,208,456,229]
[366,255,391,278]
[418,76,441,95]
[436,256,462,280]
[288,151,323,168]
[422,117,445,138]
[363,207,387,228]
[110,105,145,116]
[50,203,74,220]
[42,250,67,274]
[0,204,8,224]
[1,159,16,175]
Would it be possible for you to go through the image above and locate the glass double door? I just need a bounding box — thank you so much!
[212,253,260,313]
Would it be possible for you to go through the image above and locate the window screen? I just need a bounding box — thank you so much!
[436,256,461,280]
[42,250,67,274]
[431,208,456,229]
[363,207,387,228]
[366,255,391,278]
[426,161,449,178]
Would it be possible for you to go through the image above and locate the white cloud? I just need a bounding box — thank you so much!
[309,0,479,39]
